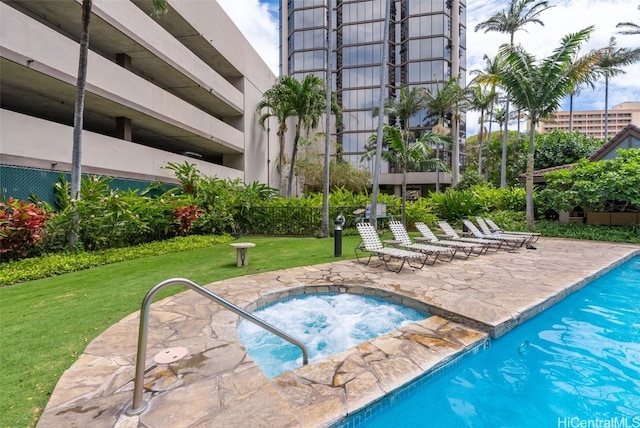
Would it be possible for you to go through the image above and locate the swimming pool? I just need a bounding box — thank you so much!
[237,292,428,378]
[335,256,640,427]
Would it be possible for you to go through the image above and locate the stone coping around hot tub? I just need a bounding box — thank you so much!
[268,315,488,428]
[329,337,490,428]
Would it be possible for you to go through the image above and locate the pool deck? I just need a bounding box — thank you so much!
[38,237,639,428]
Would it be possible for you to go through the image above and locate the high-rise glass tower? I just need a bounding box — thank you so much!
[281,0,466,192]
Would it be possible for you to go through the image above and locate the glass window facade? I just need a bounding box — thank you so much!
[283,0,466,175]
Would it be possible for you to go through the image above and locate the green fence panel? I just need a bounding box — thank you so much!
[0,165,172,207]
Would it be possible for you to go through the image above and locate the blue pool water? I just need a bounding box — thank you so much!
[337,256,640,428]
[237,293,428,378]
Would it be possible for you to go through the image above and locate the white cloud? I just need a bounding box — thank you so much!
[466,0,640,136]
[217,0,280,75]
[225,0,640,136]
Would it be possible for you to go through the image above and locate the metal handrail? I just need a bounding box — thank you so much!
[125,278,309,416]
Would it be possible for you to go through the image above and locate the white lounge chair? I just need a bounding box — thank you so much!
[475,217,537,245]
[462,219,527,250]
[388,221,456,263]
[355,223,429,272]
[437,221,505,252]
[414,222,488,258]
[482,217,540,243]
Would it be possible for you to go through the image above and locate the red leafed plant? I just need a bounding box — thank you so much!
[0,198,52,260]
[173,204,202,235]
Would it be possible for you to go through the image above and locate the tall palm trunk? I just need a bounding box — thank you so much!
[568,92,574,131]
[525,121,536,227]
[500,100,509,188]
[401,124,409,226]
[450,0,461,186]
[477,108,485,175]
[320,0,334,238]
[370,0,391,229]
[276,122,287,195]
[287,123,303,197]
[604,75,609,141]
[70,0,92,250]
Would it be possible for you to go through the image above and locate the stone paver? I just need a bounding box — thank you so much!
[37,238,639,428]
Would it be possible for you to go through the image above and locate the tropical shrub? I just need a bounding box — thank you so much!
[539,149,640,213]
[469,185,527,212]
[466,131,528,187]
[50,176,177,251]
[455,169,487,190]
[0,198,51,261]
[296,157,372,194]
[173,204,203,235]
[405,197,438,229]
[532,130,601,170]
[429,188,482,221]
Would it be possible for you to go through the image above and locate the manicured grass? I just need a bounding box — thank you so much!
[0,235,362,428]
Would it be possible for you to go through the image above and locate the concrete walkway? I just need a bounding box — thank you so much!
[37,238,639,428]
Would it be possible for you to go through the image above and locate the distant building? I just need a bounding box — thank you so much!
[1,0,278,202]
[281,0,467,197]
[536,102,640,140]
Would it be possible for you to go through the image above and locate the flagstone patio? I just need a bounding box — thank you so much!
[37,237,639,428]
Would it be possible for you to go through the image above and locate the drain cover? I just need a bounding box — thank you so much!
[153,347,189,364]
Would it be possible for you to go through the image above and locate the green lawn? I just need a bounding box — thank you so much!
[0,235,362,428]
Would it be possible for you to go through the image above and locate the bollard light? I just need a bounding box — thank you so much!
[334,213,345,257]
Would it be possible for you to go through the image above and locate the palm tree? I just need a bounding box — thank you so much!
[277,75,334,197]
[372,87,429,224]
[594,37,640,141]
[471,54,502,180]
[468,83,497,176]
[373,87,429,139]
[617,5,640,35]
[257,80,295,195]
[475,0,552,188]
[566,50,602,131]
[474,0,552,45]
[496,26,594,227]
[362,125,449,225]
[70,0,168,249]
[423,76,469,186]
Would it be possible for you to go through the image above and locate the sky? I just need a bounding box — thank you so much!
[218,0,640,137]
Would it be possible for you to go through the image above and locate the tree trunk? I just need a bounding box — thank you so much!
[369,0,391,230]
[604,75,609,141]
[477,109,484,175]
[568,93,574,132]
[401,165,407,226]
[525,122,536,228]
[450,0,460,187]
[70,0,92,251]
[320,0,334,238]
[287,124,302,197]
[500,100,509,188]
[277,123,286,196]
